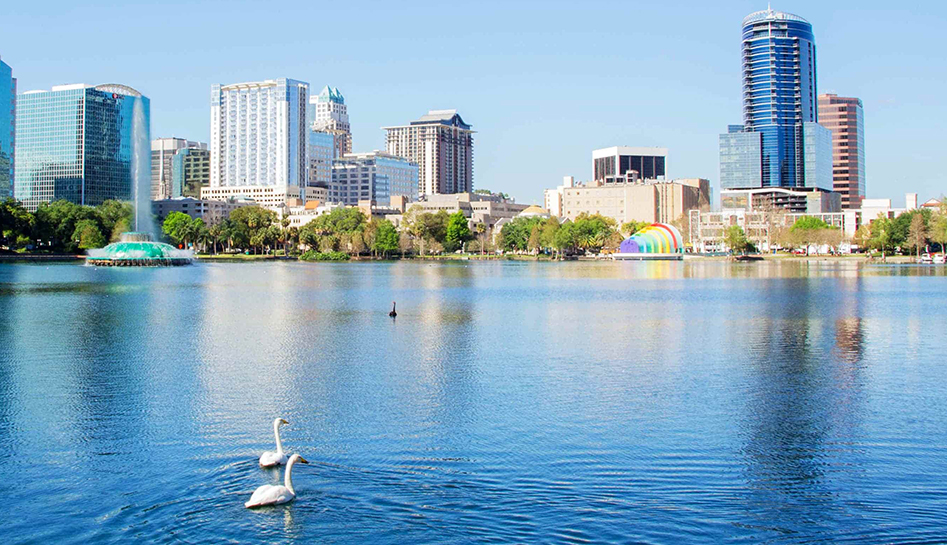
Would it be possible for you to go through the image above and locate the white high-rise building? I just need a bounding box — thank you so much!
[383,110,474,198]
[310,86,351,158]
[207,78,315,207]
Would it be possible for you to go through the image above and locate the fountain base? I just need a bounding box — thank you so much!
[86,232,193,267]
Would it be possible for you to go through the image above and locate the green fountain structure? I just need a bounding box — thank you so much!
[83,91,193,267]
[86,232,193,267]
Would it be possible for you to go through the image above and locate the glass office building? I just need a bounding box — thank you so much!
[14,83,149,211]
[741,8,817,187]
[0,57,14,199]
[719,125,762,189]
[802,121,833,191]
[330,151,418,205]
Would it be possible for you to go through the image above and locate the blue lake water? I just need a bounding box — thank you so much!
[0,260,945,543]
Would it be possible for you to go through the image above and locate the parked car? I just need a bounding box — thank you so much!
[934,254,947,264]
[919,253,933,264]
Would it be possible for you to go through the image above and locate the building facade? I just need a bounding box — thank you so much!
[0,57,15,199]
[330,151,418,206]
[384,110,474,198]
[720,8,832,193]
[720,186,840,214]
[592,146,667,183]
[397,192,526,231]
[151,137,205,200]
[561,179,709,225]
[308,130,335,189]
[152,196,253,226]
[209,78,310,206]
[14,83,150,211]
[544,176,576,217]
[818,94,866,209]
[309,86,351,158]
[173,147,211,198]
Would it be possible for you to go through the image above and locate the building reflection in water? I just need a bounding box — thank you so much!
[737,272,867,533]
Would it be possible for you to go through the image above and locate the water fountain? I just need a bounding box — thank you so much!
[86,91,193,267]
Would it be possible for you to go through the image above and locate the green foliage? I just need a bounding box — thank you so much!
[620,220,650,236]
[162,212,193,247]
[790,216,830,232]
[403,206,452,255]
[0,199,134,253]
[724,225,749,254]
[299,250,350,261]
[373,219,399,257]
[444,210,472,251]
[499,216,543,251]
[71,219,106,250]
[228,206,278,253]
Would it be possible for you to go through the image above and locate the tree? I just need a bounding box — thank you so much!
[908,212,929,258]
[475,223,487,256]
[0,198,33,249]
[852,224,871,251]
[444,210,472,252]
[230,206,278,254]
[96,200,133,241]
[373,219,399,257]
[723,224,748,255]
[162,212,193,248]
[932,209,947,255]
[620,220,650,237]
[553,220,576,255]
[72,219,105,250]
[208,223,224,255]
[868,214,893,262]
[789,216,839,256]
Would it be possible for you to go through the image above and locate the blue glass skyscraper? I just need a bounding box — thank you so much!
[14,84,149,211]
[743,8,817,187]
[721,8,830,191]
[0,57,15,199]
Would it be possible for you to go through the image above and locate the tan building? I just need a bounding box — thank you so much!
[818,94,866,209]
[152,197,254,226]
[398,192,528,231]
[561,179,709,224]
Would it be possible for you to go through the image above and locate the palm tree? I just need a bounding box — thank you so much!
[475,223,486,256]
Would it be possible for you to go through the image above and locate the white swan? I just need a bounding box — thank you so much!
[259,418,289,467]
[245,454,309,508]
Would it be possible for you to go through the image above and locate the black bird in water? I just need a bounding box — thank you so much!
[389,302,397,318]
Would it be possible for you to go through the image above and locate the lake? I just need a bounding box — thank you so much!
[0,260,945,543]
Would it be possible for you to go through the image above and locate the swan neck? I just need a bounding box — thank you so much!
[274,420,284,455]
[284,457,296,494]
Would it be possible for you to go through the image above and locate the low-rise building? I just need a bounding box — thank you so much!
[152,197,254,225]
[403,192,529,231]
[720,186,841,214]
[544,176,575,217]
[561,178,709,225]
[689,192,920,251]
[201,185,325,211]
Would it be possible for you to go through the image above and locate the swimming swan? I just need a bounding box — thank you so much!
[259,418,289,467]
[245,454,309,508]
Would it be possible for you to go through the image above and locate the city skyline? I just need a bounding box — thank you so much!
[1,1,945,205]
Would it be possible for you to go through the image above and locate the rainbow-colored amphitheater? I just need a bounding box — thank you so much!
[618,223,684,254]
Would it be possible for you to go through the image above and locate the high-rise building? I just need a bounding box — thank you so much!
[741,7,817,187]
[308,130,335,190]
[330,151,418,206]
[0,57,16,199]
[818,94,866,209]
[173,147,211,199]
[14,83,149,211]
[719,7,833,201]
[208,78,315,207]
[310,86,351,158]
[592,146,668,183]
[384,110,474,198]
[151,137,205,200]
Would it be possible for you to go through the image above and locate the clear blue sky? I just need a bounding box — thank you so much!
[2,1,945,205]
